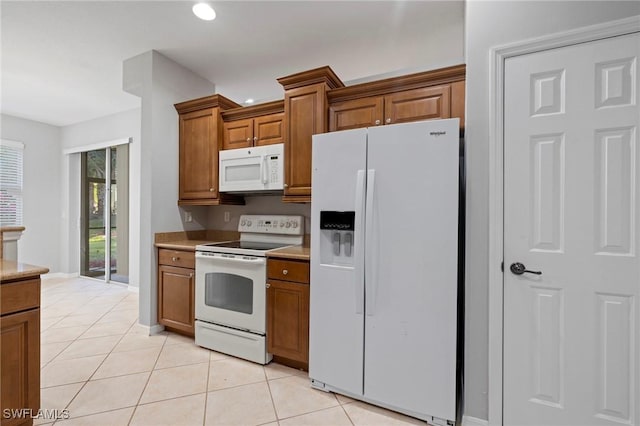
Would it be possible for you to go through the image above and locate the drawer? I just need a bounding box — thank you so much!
[158,249,195,269]
[267,259,309,283]
[1,278,40,316]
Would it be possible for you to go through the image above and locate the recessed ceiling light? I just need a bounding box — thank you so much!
[245,98,255,104]
[193,3,216,21]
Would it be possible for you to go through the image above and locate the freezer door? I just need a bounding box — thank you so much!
[363,119,459,421]
[309,128,367,396]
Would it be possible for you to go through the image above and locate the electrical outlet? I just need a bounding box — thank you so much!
[184,211,193,223]
[224,211,230,222]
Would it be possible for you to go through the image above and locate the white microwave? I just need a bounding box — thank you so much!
[219,143,284,193]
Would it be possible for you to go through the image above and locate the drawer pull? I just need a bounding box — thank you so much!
[282,269,288,275]
[190,273,194,278]
[266,283,270,288]
[172,257,179,262]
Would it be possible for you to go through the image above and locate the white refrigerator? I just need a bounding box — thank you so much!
[309,118,460,424]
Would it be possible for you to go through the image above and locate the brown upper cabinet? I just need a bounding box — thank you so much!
[278,67,345,203]
[221,100,285,150]
[175,64,465,204]
[328,64,466,134]
[175,95,244,206]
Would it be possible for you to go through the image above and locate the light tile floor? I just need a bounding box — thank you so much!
[38,277,429,426]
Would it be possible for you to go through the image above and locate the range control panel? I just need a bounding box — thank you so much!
[238,215,304,235]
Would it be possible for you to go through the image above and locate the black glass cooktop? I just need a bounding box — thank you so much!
[205,241,291,251]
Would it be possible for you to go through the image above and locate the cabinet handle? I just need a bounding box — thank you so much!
[253,136,258,142]
[246,138,251,142]
[282,269,288,275]
[375,119,381,125]
[385,118,391,124]
[283,183,289,188]
[209,188,215,192]
[189,273,194,278]
[172,257,179,262]
[266,283,270,289]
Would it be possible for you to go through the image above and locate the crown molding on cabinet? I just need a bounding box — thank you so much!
[175,94,242,114]
[221,100,285,121]
[277,66,345,91]
[327,64,466,103]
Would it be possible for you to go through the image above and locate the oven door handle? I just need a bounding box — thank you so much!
[196,252,266,265]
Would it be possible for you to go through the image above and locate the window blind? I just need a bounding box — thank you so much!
[0,140,24,226]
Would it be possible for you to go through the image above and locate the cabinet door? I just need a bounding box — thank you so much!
[329,96,384,132]
[222,118,253,150]
[254,112,284,146]
[266,280,309,365]
[179,108,220,201]
[384,85,451,125]
[1,309,39,426]
[158,265,195,336]
[283,83,328,201]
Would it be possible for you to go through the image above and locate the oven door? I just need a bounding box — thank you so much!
[195,252,266,334]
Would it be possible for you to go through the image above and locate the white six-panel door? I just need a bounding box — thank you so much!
[504,33,640,425]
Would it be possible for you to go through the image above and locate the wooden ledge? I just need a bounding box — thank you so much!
[327,64,466,103]
[277,66,345,91]
[175,94,241,114]
[221,100,285,121]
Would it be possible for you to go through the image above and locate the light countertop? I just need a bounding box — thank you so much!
[155,230,310,261]
[266,244,310,261]
[0,259,49,283]
[154,230,239,251]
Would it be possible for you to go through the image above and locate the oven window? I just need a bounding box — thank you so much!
[204,272,253,314]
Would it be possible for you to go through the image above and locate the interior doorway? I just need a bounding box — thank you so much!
[80,144,129,283]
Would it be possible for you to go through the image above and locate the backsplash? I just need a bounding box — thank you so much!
[207,195,311,233]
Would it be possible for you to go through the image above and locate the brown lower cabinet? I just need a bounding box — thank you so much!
[1,278,41,426]
[266,258,310,370]
[158,249,195,336]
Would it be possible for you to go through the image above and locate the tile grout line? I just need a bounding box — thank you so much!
[263,362,280,423]
[125,321,167,426]
[202,347,213,426]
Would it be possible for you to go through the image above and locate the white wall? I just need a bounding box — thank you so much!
[123,50,215,328]
[464,2,640,421]
[1,114,62,272]
[59,108,141,280]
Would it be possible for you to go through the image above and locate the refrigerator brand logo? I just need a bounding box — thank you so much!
[430,131,447,137]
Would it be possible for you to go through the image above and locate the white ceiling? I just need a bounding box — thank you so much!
[1,1,464,127]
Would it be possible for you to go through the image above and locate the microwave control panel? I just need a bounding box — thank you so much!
[268,155,280,183]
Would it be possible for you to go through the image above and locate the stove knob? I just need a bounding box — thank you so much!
[241,220,246,226]
[292,221,298,228]
[247,220,252,227]
[280,222,285,227]
[286,222,291,228]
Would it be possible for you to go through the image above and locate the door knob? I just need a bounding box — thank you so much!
[510,262,542,276]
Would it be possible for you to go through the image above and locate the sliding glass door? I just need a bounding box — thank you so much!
[80,145,129,283]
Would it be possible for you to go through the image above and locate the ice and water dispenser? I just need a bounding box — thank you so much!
[318,211,355,266]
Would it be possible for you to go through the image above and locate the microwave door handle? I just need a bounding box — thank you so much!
[262,155,268,184]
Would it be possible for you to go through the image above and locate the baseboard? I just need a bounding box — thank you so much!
[462,416,489,426]
[127,285,139,293]
[42,272,79,279]
[133,323,165,336]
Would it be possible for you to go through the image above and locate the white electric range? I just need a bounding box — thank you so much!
[194,214,304,364]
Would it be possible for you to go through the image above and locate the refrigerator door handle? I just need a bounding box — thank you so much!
[354,169,366,314]
[365,169,377,316]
